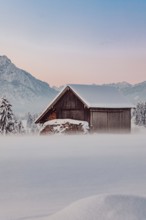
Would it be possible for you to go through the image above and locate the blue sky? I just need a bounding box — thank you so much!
[0,0,146,86]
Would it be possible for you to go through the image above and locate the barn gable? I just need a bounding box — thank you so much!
[36,86,89,123]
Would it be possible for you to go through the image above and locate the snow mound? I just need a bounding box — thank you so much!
[40,119,89,134]
[47,194,146,220]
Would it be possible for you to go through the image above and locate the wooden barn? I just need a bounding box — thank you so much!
[35,84,134,132]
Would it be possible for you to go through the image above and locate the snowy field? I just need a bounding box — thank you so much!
[1,133,146,220]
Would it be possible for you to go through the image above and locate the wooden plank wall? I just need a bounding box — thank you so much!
[90,108,131,132]
[54,89,89,121]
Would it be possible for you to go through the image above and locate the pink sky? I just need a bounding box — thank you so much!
[2,42,146,86]
[0,0,146,86]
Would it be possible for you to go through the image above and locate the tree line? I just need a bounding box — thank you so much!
[0,97,39,135]
[1,97,146,135]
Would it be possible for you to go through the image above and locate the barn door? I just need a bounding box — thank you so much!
[91,111,108,131]
[107,111,121,131]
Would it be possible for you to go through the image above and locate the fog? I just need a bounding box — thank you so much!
[0,133,146,220]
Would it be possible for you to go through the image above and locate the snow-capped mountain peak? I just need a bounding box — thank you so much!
[0,55,57,114]
[0,55,11,68]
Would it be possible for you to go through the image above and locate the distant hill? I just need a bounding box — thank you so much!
[0,55,145,115]
[0,55,57,114]
[106,81,146,103]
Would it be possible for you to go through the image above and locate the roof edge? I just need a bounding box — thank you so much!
[35,85,68,123]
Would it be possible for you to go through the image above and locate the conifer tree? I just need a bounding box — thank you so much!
[0,97,15,134]
[14,119,25,134]
[26,112,39,134]
[134,102,146,127]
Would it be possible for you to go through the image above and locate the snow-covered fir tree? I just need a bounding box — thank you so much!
[27,112,33,128]
[0,97,15,134]
[0,97,25,135]
[26,112,39,134]
[14,119,25,134]
[134,102,146,127]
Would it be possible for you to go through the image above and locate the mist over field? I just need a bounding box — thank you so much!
[0,133,146,220]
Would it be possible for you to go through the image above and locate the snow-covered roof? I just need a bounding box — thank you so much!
[35,84,134,123]
[69,84,134,108]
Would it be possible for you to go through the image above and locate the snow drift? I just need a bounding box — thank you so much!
[1,134,146,220]
[47,194,146,220]
[40,119,89,134]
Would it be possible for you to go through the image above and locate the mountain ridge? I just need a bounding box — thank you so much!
[0,55,57,114]
[0,55,146,114]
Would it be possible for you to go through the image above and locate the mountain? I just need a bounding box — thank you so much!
[0,55,57,114]
[0,55,145,114]
[106,81,132,90]
[107,81,146,103]
[122,81,146,103]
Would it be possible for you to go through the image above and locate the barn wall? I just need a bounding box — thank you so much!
[52,89,89,121]
[90,108,131,132]
[38,88,131,132]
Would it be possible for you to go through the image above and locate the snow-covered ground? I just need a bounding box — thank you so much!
[0,133,146,220]
[45,194,146,220]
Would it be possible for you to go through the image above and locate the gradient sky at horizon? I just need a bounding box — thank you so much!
[0,0,146,86]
